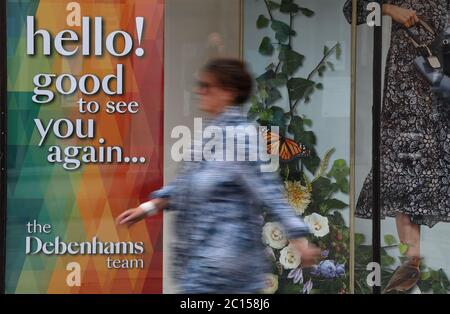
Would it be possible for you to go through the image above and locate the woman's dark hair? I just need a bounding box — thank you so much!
[202,58,253,105]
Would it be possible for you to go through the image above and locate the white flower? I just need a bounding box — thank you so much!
[262,274,279,294]
[304,213,330,238]
[262,222,288,249]
[279,243,301,269]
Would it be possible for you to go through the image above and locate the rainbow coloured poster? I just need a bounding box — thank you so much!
[5,0,164,293]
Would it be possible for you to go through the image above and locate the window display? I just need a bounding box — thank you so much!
[345,0,450,294]
[1,0,449,295]
[244,0,352,294]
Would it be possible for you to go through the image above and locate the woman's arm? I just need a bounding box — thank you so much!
[383,4,419,28]
[116,161,194,226]
[343,1,419,28]
[235,158,320,266]
[116,197,168,226]
[239,165,311,238]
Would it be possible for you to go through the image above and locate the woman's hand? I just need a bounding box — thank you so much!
[116,206,149,227]
[116,198,167,227]
[383,4,419,28]
[290,238,321,268]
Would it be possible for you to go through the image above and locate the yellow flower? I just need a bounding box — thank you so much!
[284,181,311,215]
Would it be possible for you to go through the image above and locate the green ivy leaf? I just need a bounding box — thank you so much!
[259,37,274,55]
[265,63,276,71]
[381,254,396,267]
[421,271,431,281]
[399,243,409,255]
[280,0,299,13]
[311,177,334,200]
[328,211,346,226]
[287,78,315,101]
[303,151,321,174]
[298,130,316,148]
[439,269,450,289]
[256,69,276,87]
[271,20,291,43]
[337,177,349,194]
[432,282,445,294]
[327,160,349,193]
[324,199,348,210]
[279,47,305,75]
[248,102,264,120]
[257,15,270,28]
[267,0,280,10]
[250,95,259,106]
[383,234,397,246]
[260,87,270,100]
[328,159,349,180]
[258,106,287,130]
[299,7,315,17]
[288,115,305,136]
[335,43,342,60]
[318,64,327,77]
[355,233,365,246]
[273,73,288,86]
[266,87,282,105]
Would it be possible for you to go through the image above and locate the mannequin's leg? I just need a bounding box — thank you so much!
[395,213,421,258]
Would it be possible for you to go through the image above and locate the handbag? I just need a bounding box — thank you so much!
[405,19,450,99]
[405,19,450,72]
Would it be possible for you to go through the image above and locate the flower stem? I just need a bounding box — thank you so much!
[291,43,339,113]
[264,0,274,20]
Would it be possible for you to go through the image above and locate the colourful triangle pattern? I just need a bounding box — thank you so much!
[6,0,164,294]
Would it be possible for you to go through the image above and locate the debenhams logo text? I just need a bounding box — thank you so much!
[25,236,145,255]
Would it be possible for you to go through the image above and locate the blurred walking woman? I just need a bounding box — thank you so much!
[116,59,319,294]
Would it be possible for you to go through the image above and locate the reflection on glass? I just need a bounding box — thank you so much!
[348,0,450,294]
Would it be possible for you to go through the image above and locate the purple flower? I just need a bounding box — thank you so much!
[302,279,313,294]
[336,263,346,277]
[310,260,345,279]
[288,267,303,284]
[310,264,320,276]
[321,250,330,258]
[317,260,336,279]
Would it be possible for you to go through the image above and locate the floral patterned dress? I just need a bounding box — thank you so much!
[344,0,450,227]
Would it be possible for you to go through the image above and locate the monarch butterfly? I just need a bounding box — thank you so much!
[260,129,310,162]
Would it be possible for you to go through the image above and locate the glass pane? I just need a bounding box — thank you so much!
[352,0,450,294]
[378,1,450,294]
[163,0,242,293]
[244,0,352,294]
[350,0,377,294]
